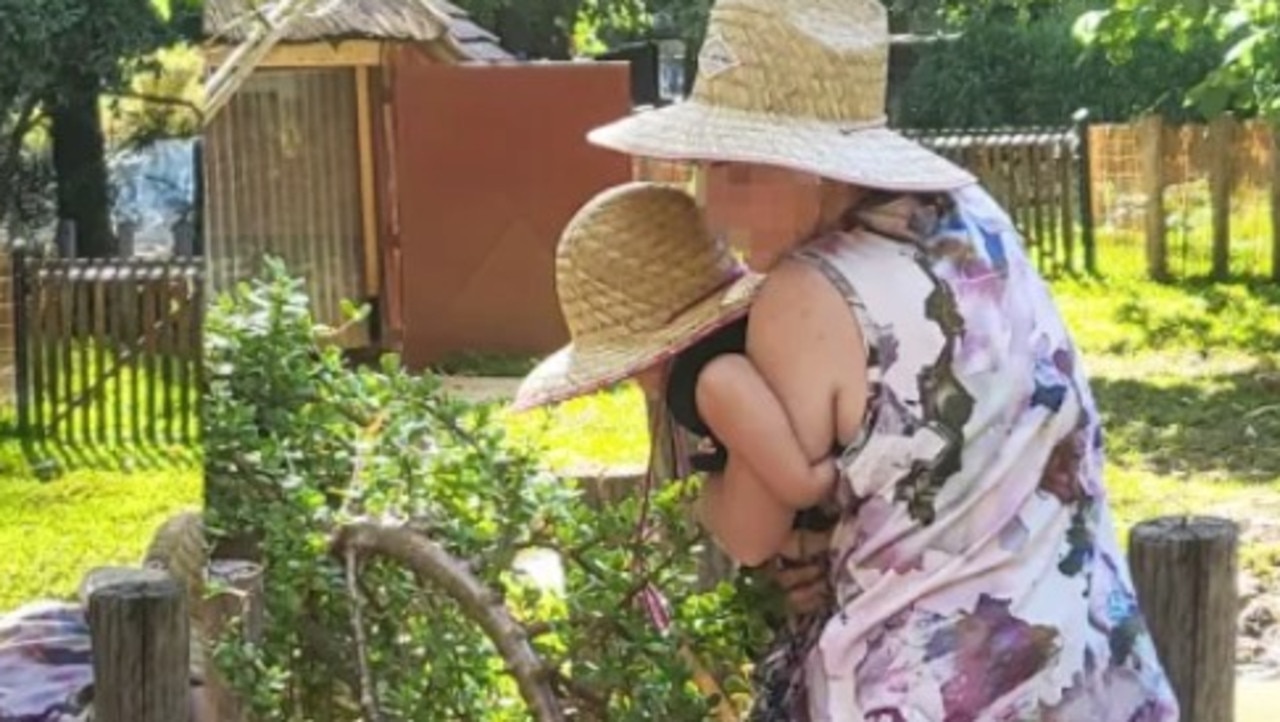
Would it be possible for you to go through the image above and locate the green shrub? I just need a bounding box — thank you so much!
[202,259,773,720]
[897,6,1225,128]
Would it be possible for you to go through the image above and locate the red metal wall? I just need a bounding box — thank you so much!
[388,49,632,369]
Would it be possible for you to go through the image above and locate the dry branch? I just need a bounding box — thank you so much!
[332,522,565,722]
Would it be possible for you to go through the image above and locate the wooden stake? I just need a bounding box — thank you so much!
[1139,114,1169,281]
[1128,516,1237,722]
[202,560,266,722]
[355,66,381,299]
[1208,115,1235,280]
[1271,126,1280,282]
[83,567,190,722]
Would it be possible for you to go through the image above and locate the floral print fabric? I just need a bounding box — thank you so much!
[0,602,92,721]
[751,187,1179,722]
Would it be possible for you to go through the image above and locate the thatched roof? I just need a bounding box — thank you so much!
[204,0,513,61]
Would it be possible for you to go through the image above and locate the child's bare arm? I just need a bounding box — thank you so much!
[695,353,837,510]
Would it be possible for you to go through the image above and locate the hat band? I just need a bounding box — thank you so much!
[661,266,745,325]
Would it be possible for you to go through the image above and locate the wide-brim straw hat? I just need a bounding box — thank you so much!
[513,182,759,412]
[588,0,976,193]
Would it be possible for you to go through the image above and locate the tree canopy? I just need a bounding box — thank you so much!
[1077,0,1280,123]
[0,0,187,250]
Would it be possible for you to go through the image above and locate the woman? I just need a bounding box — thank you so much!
[523,0,1181,719]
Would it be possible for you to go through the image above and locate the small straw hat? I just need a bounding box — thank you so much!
[513,182,759,411]
[587,0,976,192]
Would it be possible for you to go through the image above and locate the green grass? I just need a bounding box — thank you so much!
[0,432,201,612]
[22,338,200,454]
[433,352,540,378]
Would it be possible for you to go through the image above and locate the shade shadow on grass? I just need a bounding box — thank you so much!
[1093,367,1280,484]
[1111,280,1280,357]
[0,416,198,478]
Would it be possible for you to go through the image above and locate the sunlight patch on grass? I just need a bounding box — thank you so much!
[501,385,649,472]
[0,463,201,612]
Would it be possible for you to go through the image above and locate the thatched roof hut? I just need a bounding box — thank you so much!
[200,0,634,364]
[204,0,512,63]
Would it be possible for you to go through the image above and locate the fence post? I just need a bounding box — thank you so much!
[1072,109,1097,275]
[1139,114,1169,281]
[55,219,77,259]
[83,567,190,722]
[11,241,28,439]
[192,138,205,258]
[1128,516,1237,722]
[1208,114,1235,280]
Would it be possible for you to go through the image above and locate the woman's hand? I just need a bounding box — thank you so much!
[766,527,834,617]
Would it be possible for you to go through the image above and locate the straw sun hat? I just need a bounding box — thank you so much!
[513,182,759,411]
[588,0,976,192]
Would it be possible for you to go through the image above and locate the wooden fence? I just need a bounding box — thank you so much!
[12,249,204,447]
[908,124,1094,275]
[1089,114,1280,281]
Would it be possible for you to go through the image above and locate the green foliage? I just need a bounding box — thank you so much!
[0,0,194,231]
[897,3,1224,128]
[204,260,772,720]
[0,411,201,613]
[431,352,539,378]
[0,0,171,105]
[1078,0,1280,122]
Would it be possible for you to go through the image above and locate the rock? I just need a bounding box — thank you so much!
[1241,571,1265,610]
[1241,599,1277,639]
[1240,635,1266,664]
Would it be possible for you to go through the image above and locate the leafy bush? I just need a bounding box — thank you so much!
[202,260,774,720]
[896,4,1225,128]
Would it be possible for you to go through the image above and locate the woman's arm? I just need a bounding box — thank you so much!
[696,353,836,509]
[745,258,867,466]
[693,258,867,564]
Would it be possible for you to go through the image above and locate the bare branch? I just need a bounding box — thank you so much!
[332,523,566,722]
[344,549,383,722]
[105,91,203,121]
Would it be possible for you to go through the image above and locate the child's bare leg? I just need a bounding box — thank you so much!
[696,353,836,509]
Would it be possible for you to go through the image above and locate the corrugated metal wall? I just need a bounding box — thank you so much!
[203,68,367,344]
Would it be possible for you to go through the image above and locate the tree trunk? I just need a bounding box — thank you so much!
[48,71,115,258]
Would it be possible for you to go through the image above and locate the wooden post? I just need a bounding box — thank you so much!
[202,560,266,722]
[1072,108,1097,276]
[83,567,190,722]
[1208,115,1235,280]
[570,463,646,509]
[355,66,380,299]
[1271,126,1280,282]
[1128,516,1238,722]
[1139,114,1169,281]
[12,242,29,439]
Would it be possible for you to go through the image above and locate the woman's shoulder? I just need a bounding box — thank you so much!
[788,229,915,289]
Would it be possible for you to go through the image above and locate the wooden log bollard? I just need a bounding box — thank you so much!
[82,567,190,722]
[1128,516,1238,722]
[203,560,266,722]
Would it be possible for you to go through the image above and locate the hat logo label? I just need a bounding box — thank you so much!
[698,32,740,79]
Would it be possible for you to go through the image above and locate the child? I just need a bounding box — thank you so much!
[514,181,840,566]
[664,317,842,549]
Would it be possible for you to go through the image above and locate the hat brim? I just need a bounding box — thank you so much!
[588,100,977,193]
[512,273,761,412]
